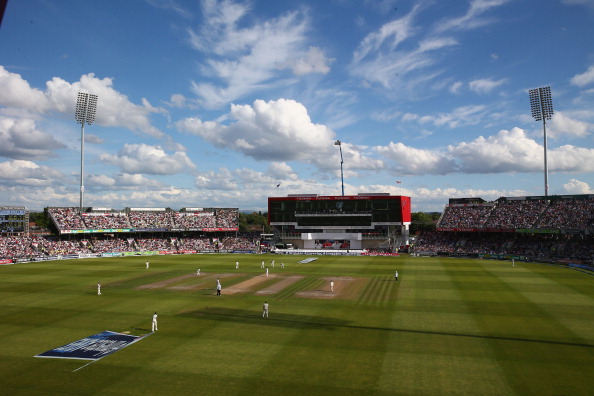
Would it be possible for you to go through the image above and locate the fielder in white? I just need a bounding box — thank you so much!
[97,282,101,295]
[265,267,269,277]
[262,301,269,318]
[146,260,150,269]
[197,268,201,275]
[330,280,334,293]
[152,312,158,332]
[236,261,239,269]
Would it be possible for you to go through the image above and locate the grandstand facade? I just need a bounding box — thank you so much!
[268,193,411,251]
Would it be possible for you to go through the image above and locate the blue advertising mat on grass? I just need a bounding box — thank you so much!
[35,331,144,360]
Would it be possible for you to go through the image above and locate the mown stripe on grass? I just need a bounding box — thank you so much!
[445,260,594,395]
[358,276,395,306]
[274,276,312,300]
[108,271,177,289]
[292,276,324,297]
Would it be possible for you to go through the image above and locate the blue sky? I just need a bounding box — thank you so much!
[1,0,594,213]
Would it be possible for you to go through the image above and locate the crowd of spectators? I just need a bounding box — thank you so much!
[48,207,239,231]
[0,234,258,260]
[128,211,175,229]
[482,200,548,229]
[438,205,493,229]
[438,197,594,231]
[535,198,594,230]
[216,209,239,228]
[49,208,86,230]
[218,237,255,250]
[177,237,214,251]
[37,238,94,256]
[173,212,216,229]
[90,238,133,253]
[135,237,175,251]
[82,213,131,229]
[0,236,40,258]
[413,231,593,262]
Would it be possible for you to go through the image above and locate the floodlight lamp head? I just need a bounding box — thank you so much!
[529,86,553,121]
[334,140,341,146]
[75,92,98,125]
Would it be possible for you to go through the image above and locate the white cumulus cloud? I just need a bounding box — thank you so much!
[377,127,594,176]
[0,117,65,160]
[562,178,593,193]
[570,65,594,87]
[0,160,65,186]
[100,144,196,175]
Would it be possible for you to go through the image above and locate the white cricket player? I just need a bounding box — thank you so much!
[262,301,269,318]
[197,268,201,276]
[236,261,239,269]
[97,282,101,295]
[265,267,269,277]
[146,260,149,269]
[330,280,334,293]
[152,312,158,332]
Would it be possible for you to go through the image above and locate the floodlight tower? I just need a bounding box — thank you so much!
[334,140,345,196]
[75,92,98,213]
[529,86,553,196]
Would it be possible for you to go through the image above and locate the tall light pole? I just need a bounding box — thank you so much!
[529,86,553,196]
[75,92,98,213]
[334,140,345,196]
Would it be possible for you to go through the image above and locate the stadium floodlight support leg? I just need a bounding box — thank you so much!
[542,117,549,197]
[335,140,345,196]
[529,86,553,197]
[80,121,85,213]
[75,92,98,213]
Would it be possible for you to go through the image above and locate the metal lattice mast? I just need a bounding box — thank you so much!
[75,92,98,213]
[529,86,553,196]
[334,140,345,196]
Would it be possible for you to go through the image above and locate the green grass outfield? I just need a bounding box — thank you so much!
[1,254,593,395]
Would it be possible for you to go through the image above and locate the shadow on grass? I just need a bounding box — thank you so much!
[180,307,351,330]
[181,307,594,349]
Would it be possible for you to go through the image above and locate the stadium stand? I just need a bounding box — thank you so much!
[82,212,131,229]
[90,238,133,253]
[128,210,175,230]
[482,199,548,229]
[414,194,594,265]
[2,196,592,269]
[173,210,216,229]
[49,207,86,231]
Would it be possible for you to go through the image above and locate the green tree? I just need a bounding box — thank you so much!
[239,212,271,233]
[410,211,440,233]
[30,210,51,230]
